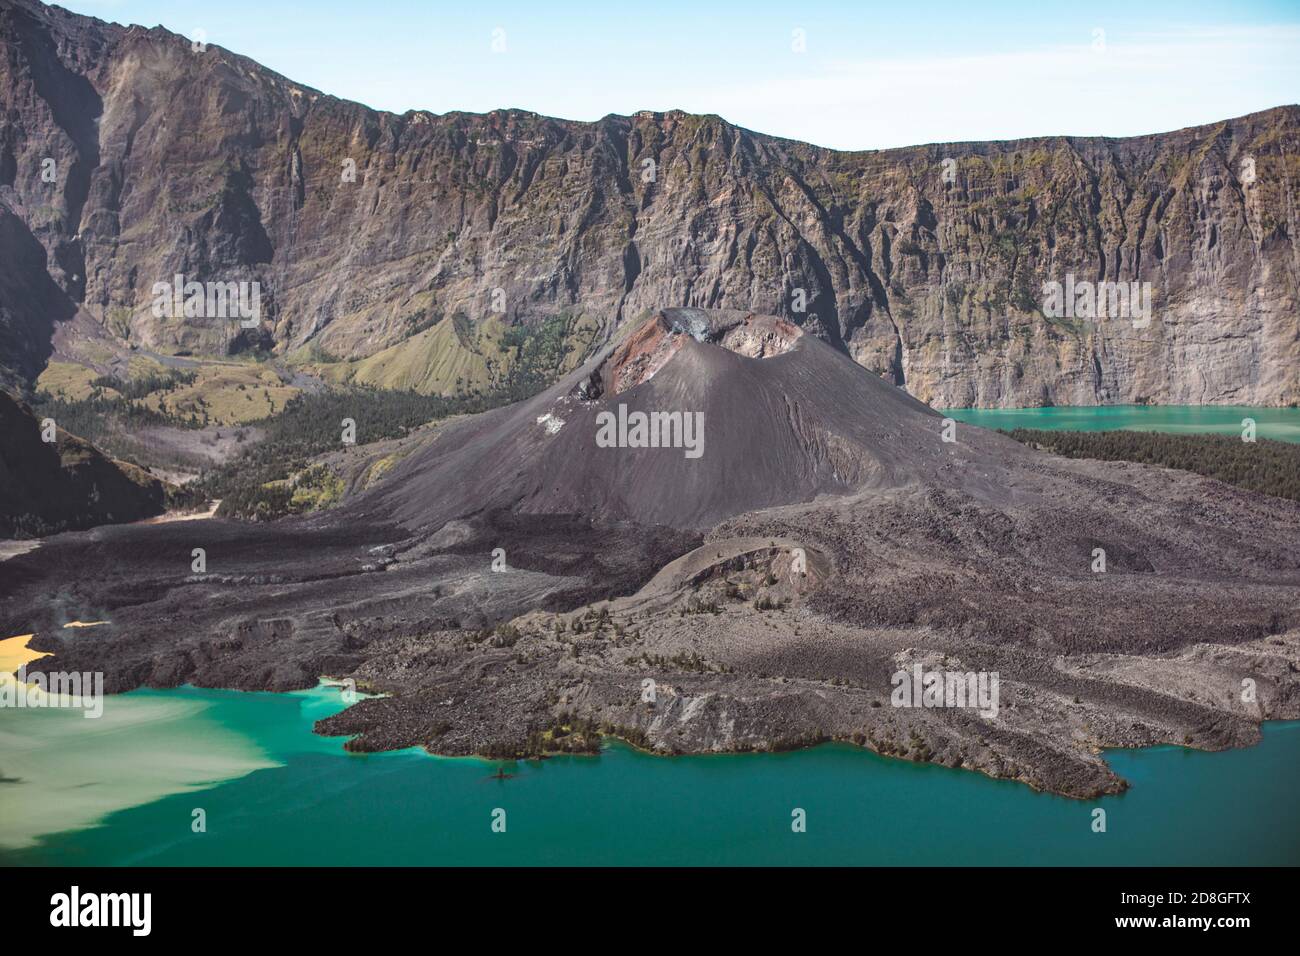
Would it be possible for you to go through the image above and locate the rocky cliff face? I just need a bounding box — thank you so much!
[1,0,1297,407]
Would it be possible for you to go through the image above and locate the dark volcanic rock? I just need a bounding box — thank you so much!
[3,309,1299,798]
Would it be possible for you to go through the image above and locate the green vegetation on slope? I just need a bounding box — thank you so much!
[89,368,197,399]
[192,386,517,520]
[314,313,598,398]
[200,315,593,519]
[29,391,196,439]
[39,356,299,426]
[1007,428,1300,503]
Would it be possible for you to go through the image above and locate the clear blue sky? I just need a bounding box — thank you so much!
[61,0,1300,150]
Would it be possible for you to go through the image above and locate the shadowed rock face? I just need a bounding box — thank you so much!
[2,0,1298,406]
[0,204,76,392]
[0,390,165,536]
[2,309,1299,798]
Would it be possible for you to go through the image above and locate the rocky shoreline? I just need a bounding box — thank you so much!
[5,312,1299,801]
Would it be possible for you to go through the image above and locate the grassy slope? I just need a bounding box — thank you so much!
[308,313,601,396]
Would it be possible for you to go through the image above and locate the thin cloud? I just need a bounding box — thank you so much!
[679,25,1300,149]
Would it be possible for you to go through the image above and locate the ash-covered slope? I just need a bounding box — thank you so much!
[358,308,1024,530]
[1,0,1297,406]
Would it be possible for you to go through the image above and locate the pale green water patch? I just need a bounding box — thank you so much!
[0,684,351,850]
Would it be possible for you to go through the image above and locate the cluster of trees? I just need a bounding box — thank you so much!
[679,596,722,616]
[4,513,71,538]
[211,477,294,520]
[195,385,516,519]
[29,392,192,444]
[90,368,196,399]
[524,713,606,755]
[30,367,201,446]
[1007,428,1300,502]
[477,719,656,760]
[624,650,720,673]
[498,314,577,399]
[24,316,583,522]
[26,391,215,479]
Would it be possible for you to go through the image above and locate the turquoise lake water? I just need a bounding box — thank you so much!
[3,405,1299,866]
[1,684,1297,866]
[944,404,1300,442]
